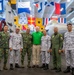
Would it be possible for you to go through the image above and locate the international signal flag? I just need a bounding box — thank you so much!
[58,18,66,24]
[40,26,45,32]
[8,0,16,4]
[8,0,16,9]
[14,16,19,25]
[36,18,42,26]
[28,17,36,26]
[55,3,66,15]
[22,25,28,30]
[43,18,50,26]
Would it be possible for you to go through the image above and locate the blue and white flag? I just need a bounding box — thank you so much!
[43,18,50,25]
[58,18,66,24]
[0,0,3,12]
[45,1,54,7]
[33,1,42,13]
[18,2,31,14]
[38,2,42,13]
[19,13,27,24]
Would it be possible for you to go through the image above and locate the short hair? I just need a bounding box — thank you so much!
[67,23,72,26]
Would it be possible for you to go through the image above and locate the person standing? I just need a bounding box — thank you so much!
[21,28,32,68]
[51,27,63,72]
[40,30,51,70]
[9,27,23,70]
[1,25,10,70]
[32,26,43,68]
[63,23,74,75]
[0,32,4,71]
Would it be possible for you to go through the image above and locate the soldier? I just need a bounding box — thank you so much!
[63,23,74,75]
[0,32,3,71]
[21,28,32,68]
[2,25,10,70]
[40,30,51,70]
[9,27,23,70]
[51,27,63,72]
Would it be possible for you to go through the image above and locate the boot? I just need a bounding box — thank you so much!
[10,64,14,70]
[51,67,57,70]
[15,63,20,68]
[63,66,70,73]
[40,64,45,68]
[56,68,61,72]
[44,64,49,70]
[72,68,74,75]
[27,63,31,68]
[32,65,36,68]
[21,64,25,68]
[3,64,8,70]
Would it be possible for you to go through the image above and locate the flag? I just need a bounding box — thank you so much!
[28,17,35,26]
[43,18,50,25]
[22,25,28,30]
[18,2,30,14]
[55,3,66,15]
[51,17,58,21]
[34,2,42,13]
[58,18,66,23]
[0,0,3,12]
[45,1,54,6]
[19,16,27,25]
[14,16,19,25]
[33,1,39,8]
[11,0,16,4]
[8,0,16,9]
[17,24,22,30]
[36,18,42,26]
[40,26,45,31]
[38,2,42,13]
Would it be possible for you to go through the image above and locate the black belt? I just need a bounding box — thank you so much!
[34,44,40,45]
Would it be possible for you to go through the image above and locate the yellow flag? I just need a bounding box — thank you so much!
[17,24,22,30]
[40,26,45,32]
[11,0,16,4]
[14,16,19,25]
[36,18,42,27]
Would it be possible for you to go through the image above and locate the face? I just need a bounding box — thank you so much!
[67,25,72,32]
[26,28,30,33]
[16,29,20,33]
[36,27,40,32]
[54,27,58,33]
[4,26,8,32]
[43,30,46,35]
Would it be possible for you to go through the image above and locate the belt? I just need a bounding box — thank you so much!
[34,44,40,45]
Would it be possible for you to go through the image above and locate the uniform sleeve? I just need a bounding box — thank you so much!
[9,33,13,48]
[63,34,66,50]
[59,34,63,50]
[50,35,52,49]
[47,36,51,50]
[20,34,23,49]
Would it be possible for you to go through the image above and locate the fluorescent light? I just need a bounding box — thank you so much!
[67,0,71,2]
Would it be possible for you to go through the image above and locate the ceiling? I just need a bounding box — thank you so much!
[18,0,74,24]
[2,0,73,25]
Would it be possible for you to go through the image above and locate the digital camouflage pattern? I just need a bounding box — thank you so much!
[21,33,32,66]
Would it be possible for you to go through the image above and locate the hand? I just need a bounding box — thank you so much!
[10,48,12,51]
[61,50,65,53]
[59,50,61,54]
[20,48,22,52]
[47,49,52,53]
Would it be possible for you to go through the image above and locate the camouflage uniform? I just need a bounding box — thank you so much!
[0,32,3,70]
[1,31,10,69]
[21,33,32,67]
